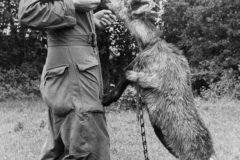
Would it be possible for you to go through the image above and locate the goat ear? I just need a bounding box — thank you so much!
[129,0,144,11]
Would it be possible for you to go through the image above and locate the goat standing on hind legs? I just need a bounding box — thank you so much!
[101,0,218,160]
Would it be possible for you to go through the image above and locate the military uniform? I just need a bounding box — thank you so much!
[18,0,110,159]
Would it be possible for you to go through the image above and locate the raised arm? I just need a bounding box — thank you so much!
[18,0,77,30]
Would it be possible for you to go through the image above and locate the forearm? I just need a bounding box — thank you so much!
[18,0,76,30]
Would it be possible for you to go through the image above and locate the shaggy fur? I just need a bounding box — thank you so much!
[102,0,218,160]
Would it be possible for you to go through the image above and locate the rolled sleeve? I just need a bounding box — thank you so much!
[74,0,100,12]
[18,0,76,30]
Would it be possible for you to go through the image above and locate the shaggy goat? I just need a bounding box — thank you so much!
[102,0,218,160]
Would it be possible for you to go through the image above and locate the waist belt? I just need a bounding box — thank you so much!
[47,32,97,47]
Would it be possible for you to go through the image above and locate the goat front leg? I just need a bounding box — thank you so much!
[126,71,159,89]
[102,56,140,106]
[102,77,132,106]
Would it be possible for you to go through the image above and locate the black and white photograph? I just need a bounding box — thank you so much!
[0,0,240,160]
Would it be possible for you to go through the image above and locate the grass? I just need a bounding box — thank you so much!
[0,99,240,160]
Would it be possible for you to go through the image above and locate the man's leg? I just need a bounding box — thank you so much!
[61,112,110,160]
[39,110,65,160]
[86,112,110,160]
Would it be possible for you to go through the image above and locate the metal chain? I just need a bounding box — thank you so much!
[136,82,150,160]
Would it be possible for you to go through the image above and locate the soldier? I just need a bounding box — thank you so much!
[18,0,116,159]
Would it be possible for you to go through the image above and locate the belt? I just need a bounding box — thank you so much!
[47,32,97,47]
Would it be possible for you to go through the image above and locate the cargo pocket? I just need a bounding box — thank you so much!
[42,65,73,116]
[68,113,91,157]
[76,56,100,98]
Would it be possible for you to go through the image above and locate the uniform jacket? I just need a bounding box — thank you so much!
[18,0,104,116]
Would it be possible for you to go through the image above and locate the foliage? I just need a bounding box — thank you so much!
[0,68,41,101]
[0,0,48,100]
[0,0,240,101]
[160,0,240,99]
[97,21,138,92]
[201,64,240,100]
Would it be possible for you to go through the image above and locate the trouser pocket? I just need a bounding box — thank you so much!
[76,55,101,100]
[41,65,73,116]
[67,112,110,160]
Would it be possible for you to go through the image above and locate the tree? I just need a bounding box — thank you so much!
[0,0,46,100]
[161,0,240,98]
[97,21,138,92]
[1,0,240,100]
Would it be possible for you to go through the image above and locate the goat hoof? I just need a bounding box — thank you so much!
[102,94,112,106]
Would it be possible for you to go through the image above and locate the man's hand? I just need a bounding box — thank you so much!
[94,10,117,29]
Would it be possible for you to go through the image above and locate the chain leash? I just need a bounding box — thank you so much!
[136,82,150,160]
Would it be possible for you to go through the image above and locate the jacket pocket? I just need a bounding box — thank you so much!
[42,65,73,116]
[76,56,100,99]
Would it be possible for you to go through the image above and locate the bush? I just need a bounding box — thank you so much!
[0,68,41,101]
[202,68,240,100]
[191,59,240,100]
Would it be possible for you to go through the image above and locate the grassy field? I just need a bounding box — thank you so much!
[0,99,240,160]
